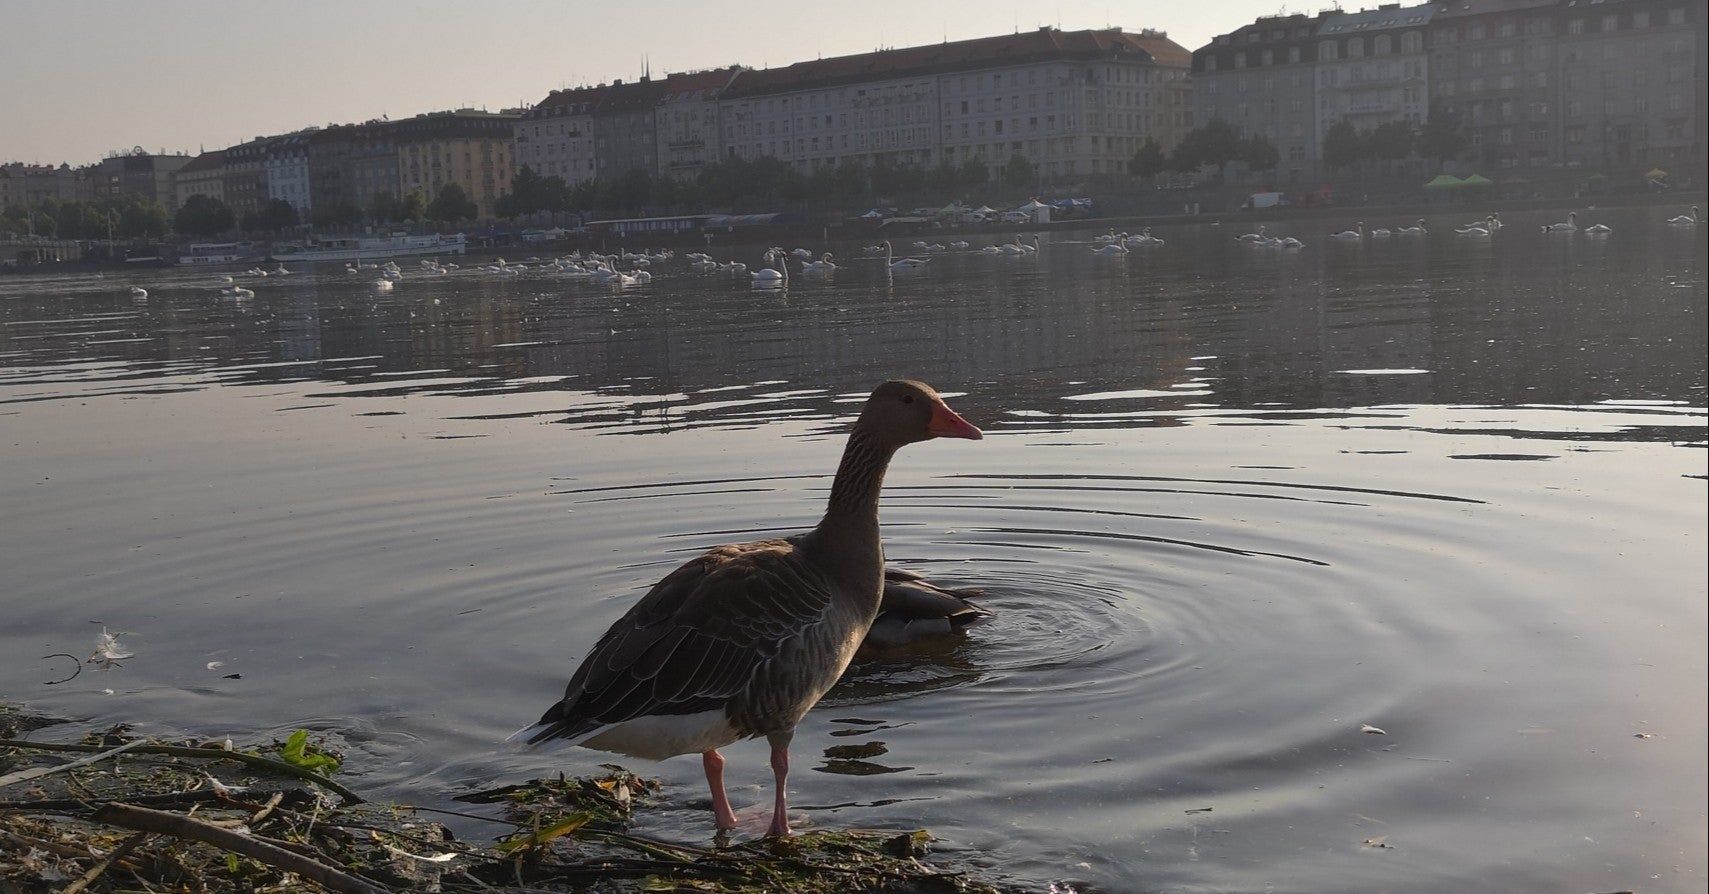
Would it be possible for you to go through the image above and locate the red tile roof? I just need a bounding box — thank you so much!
[723,26,1188,98]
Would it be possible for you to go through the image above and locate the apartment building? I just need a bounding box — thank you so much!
[308,121,399,219]
[1314,5,1434,151]
[593,79,667,181]
[655,67,744,181]
[0,162,91,209]
[1554,0,1703,170]
[172,150,226,209]
[393,110,518,218]
[1193,13,1330,180]
[515,84,606,185]
[717,26,1192,183]
[90,149,192,206]
[1430,0,1563,171]
[265,130,316,218]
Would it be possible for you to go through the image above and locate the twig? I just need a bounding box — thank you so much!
[0,738,363,804]
[91,802,385,894]
[0,739,145,788]
[40,652,82,685]
[62,831,149,894]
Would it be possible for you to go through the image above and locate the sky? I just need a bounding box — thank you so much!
[1,0,1307,165]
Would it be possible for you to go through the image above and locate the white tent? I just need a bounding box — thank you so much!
[1016,199,1049,212]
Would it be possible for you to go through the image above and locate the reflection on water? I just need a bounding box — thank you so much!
[2,207,1705,893]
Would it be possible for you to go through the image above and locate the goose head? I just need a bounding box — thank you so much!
[856,380,982,448]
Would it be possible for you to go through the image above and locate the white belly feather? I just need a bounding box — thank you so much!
[578,710,742,761]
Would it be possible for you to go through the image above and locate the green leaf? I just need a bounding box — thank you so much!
[495,811,594,855]
[275,729,342,776]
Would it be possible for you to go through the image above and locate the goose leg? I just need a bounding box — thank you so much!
[701,749,738,830]
[766,732,793,836]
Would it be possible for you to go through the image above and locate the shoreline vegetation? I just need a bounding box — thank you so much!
[0,703,1011,894]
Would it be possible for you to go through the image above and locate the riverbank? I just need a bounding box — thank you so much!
[1,703,1009,893]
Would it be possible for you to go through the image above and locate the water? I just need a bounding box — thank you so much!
[2,208,1704,893]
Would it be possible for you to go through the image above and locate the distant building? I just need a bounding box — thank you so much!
[716,26,1192,183]
[1193,12,1331,180]
[308,121,398,221]
[594,79,667,181]
[90,149,193,206]
[393,109,519,219]
[515,84,606,186]
[1553,0,1703,171]
[0,162,91,209]
[654,67,745,181]
[221,138,273,222]
[172,150,226,209]
[1313,6,1434,154]
[1429,0,1562,171]
[265,130,316,219]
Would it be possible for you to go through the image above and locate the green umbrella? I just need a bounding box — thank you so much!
[1424,173,1466,189]
[1462,173,1494,187]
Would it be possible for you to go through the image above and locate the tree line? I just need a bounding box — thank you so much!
[1139,104,1468,180]
[1,193,170,240]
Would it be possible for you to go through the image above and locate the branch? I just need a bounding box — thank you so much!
[91,802,384,894]
[0,738,363,804]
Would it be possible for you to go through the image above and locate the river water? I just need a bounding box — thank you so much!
[2,208,1704,892]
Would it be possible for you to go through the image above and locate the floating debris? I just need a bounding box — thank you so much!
[1359,723,1387,735]
[1361,835,1394,849]
[86,627,134,669]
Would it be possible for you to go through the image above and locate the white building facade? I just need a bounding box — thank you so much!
[514,85,604,185]
[265,129,316,218]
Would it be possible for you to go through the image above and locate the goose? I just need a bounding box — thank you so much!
[1091,237,1130,256]
[1666,206,1699,226]
[1541,212,1578,233]
[883,240,930,271]
[858,568,987,657]
[513,381,982,837]
[128,286,148,298]
[1583,222,1612,235]
[802,252,837,273]
[1238,225,1268,243]
[1331,222,1365,241]
[1396,219,1428,236]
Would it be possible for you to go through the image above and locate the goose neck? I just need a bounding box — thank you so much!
[817,429,898,542]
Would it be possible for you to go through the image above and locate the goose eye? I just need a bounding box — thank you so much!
[902,395,915,404]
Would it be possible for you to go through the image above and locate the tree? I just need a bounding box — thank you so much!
[257,198,299,232]
[400,189,427,222]
[1417,102,1468,165]
[956,159,988,189]
[114,196,169,239]
[1241,135,1280,172]
[1170,118,1244,176]
[174,194,234,237]
[311,202,362,229]
[1368,120,1416,162]
[1323,119,1363,171]
[426,183,477,222]
[369,191,401,223]
[1002,152,1035,189]
[1128,137,1167,180]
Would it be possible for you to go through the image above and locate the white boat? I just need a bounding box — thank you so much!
[270,233,468,263]
[178,242,259,266]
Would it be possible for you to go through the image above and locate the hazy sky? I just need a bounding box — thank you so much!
[1,0,1300,164]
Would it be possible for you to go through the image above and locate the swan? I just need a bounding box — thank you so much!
[1541,212,1577,233]
[721,261,748,274]
[372,279,393,291]
[884,240,931,271]
[1277,236,1305,249]
[272,265,291,276]
[981,244,1004,255]
[1456,216,1496,237]
[789,248,814,260]
[1238,225,1267,242]
[1396,219,1428,236]
[802,252,837,273]
[216,275,234,284]
[1093,230,1120,245]
[924,243,947,252]
[1331,222,1365,241]
[1583,222,1612,235]
[750,250,787,287]
[1126,227,1165,246]
[1091,237,1130,256]
[950,240,970,249]
[128,286,148,298]
[1022,234,1041,253]
[862,244,885,254]
[1666,206,1699,226]
[1369,226,1393,238]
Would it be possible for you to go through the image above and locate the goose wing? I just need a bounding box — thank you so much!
[524,539,834,744]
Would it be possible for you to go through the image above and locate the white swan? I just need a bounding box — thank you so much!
[981,244,1004,255]
[1396,219,1428,236]
[1331,222,1365,241]
[1583,222,1612,235]
[1666,206,1699,226]
[802,252,837,273]
[750,250,787,287]
[884,240,930,271]
[1091,237,1130,256]
[1456,216,1496,237]
[1541,212,1578,233]
[789,248,814,260]
[129,286,148,298]
[1277,236,1305,249]
[950,240,969,249]
[1238,225,1267,242]
[272,265,291,276]
[1369,226,1393,238]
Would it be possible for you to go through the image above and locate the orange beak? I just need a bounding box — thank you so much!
[927,401,983,440]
